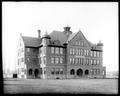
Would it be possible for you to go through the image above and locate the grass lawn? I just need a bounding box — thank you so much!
[3,78,118,94]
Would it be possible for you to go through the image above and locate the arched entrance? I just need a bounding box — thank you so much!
[85,69,89,75]
[28,69,32,75]
[34,69,39,78]
[70,69,75,75]
[77,68,83,77]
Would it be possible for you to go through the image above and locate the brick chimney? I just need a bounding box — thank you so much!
[64,26,72,37]
[38,30,41,38]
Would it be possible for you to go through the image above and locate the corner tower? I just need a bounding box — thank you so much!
[40,31,51,79]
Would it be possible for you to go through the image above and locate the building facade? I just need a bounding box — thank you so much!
[17,26,106,79]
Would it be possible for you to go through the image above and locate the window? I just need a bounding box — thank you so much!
[81,49,83,56]
[94,60,96,65]
[91,51,93,57]
[51,68,55,75]
[91,60,93,65]
[84,49,86,56]
[27,48,30,52]
[27,58,30,62]
[81,42,83,46]
[73,58,75,64]
[56,68,59,74]
[97,69,100,75]
[73,48,75,55]
[60,68,63,74]
[87,50,89,56]
[60,48,63,54]
[94,69,97,75]
[94,51,96,57]
[97,52,99,57]
[51,47,54,54]
[76,48,78,55]
[55,58,59,64]
[75,41,78,45]
[80,58,83,65]
[70,48,73,54]
[51,57,54,64]
[70,58,72,64]
[78,58,81,64]
[79,49,81,55]
[86,59,89,65]
[79,41,81,45]
[97,60,100,65]
[75,58,78,64]
[60,58,63,63]
[55,47,59,54]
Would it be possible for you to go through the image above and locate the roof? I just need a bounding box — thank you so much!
[22,36,41,47]
[21,28,95,47]
[49,31,69,44]
[66,32,79,43]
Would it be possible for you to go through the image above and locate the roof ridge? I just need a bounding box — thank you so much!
[22,36,38,39]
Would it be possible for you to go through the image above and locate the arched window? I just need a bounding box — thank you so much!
[70,69,75,75]
[29,69,32,75]
[85,69,89,75]
[34,69,39,77]
[77,68,83,76]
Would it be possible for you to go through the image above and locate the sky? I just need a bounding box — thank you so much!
[2,2,118,73]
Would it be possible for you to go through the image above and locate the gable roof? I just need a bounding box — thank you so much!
[22,36,41,47]
[66,32,79,43]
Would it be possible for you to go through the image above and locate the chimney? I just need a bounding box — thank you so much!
[64,26,71,31]
[64,26,72,36]
[38,30,41,38]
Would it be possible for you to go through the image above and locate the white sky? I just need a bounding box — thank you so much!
[2,2,118,72]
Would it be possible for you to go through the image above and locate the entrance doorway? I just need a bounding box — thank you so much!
[85,69,89,75]
[34,69,39,78]
[77,68,83,77]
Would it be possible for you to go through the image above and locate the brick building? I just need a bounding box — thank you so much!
[17,26,106,79]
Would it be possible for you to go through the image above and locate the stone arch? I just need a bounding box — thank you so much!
[28,69,32,75]
[70,69,75,75]
[85,69,89,75]
[77,68,83,76]
[34,69,39,78]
